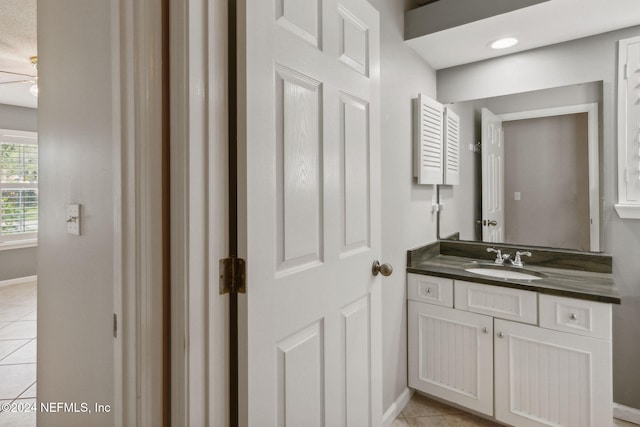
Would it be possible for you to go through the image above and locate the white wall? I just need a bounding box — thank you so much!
[0,104,38,281]
[367,0,438,415]
[438,25,640,410]
[37,0,115,425]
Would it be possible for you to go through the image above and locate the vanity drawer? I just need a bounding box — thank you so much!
[454,280,537,325]
[407,274,453,307]
[539,294,611,340]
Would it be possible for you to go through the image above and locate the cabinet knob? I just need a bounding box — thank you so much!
[497,332,505,338]
[482,327,488,334]
[570,313,578,320]
[425,288,432,294]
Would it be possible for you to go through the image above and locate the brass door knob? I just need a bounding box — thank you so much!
[372,260,393,277]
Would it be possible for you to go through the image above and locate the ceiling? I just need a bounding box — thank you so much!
[405,0,640,70]
[1,0,640,108]
[0,0,37,109]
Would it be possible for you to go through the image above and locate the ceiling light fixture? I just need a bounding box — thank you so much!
[29,56,38,98]
[490,37,519,49]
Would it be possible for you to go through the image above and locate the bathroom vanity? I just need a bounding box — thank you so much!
[406,240,620,427]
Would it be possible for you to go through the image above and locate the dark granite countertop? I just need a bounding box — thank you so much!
[407,243,621,304]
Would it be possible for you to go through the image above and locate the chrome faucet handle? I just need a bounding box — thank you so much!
[511,251,532,267]
[487,247,505,264]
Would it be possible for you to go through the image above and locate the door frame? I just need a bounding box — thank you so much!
[112,0,166,425]
[497,103,600,251]
[169,0,231,425]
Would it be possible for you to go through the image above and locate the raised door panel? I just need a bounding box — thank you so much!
[339,92,370,255]
[276,0,322,48]
[341,296,371,427]
[495,319,612,427]
[275,65,324,275]
[408,301,493,416]
[277,322,325,427]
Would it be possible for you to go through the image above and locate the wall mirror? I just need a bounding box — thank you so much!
[438,81,603,252]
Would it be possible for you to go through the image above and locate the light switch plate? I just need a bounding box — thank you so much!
[67,204,80,235]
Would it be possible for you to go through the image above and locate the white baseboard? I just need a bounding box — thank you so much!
[383,388,414,427]
[614,403,640,425]
[0,275,37,288]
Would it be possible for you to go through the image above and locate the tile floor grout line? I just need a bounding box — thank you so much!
[0,341,32,362]
[16,380,37,400]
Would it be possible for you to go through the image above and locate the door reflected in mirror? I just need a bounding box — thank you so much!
[438,82,602,252]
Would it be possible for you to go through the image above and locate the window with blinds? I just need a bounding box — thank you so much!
[0,129,38,241]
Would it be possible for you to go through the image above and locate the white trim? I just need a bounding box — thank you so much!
[171,0,231,425]
[615,204,640,219]
[617,36,640,216]
[383,388,414,427]
[0,240,37,251]
[0,275,37,288]
[498,103,600,251]
[614,402,640,425]
[113,0,164,425]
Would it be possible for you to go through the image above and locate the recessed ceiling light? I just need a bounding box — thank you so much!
[490,37,519,50]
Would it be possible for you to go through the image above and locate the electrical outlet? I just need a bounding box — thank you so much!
[67,204,81,235]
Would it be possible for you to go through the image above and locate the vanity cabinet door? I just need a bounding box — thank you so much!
[494,319,612,427]
[408,301,494,416]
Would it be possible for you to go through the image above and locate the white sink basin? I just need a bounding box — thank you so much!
[464,264,545,281]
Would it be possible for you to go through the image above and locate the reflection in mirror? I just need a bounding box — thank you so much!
[438,81,602,252]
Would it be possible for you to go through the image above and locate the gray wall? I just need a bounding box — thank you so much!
[503,114,590,250]
[438,26,640,409]
[0,104,37,281]
[367,0,439,414]
[37,0,115,424]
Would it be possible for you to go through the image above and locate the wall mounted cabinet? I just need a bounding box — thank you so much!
[413,95,460,185]
[408,273,613,427]
[413,94,444,184]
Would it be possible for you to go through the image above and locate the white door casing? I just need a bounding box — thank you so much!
[481,108,504,243]
[237,0,382,426]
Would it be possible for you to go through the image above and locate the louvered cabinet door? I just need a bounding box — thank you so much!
[494,319,612,427]
[413,94,444,184]
[408,301,494,416]
[444,107,460,185]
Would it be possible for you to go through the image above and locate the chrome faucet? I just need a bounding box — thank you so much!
[511,251,532,267]
[487,247,510,265]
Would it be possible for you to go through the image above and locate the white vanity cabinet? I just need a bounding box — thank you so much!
[407,273,613,427]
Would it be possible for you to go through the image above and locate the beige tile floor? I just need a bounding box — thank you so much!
[0,281,37,427]
[393,392,639,427]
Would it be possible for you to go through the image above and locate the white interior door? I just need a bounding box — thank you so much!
[481,108,505,243]
[237,0,382,426]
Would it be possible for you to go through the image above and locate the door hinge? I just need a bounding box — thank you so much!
[219,256,246,294]
[113,313,118,338]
